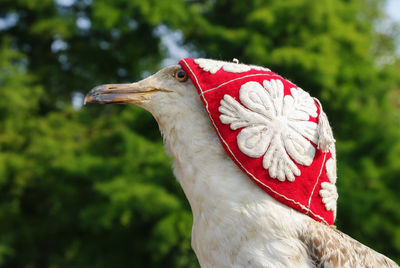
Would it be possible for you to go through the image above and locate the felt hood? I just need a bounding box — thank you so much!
[179,58,338,225]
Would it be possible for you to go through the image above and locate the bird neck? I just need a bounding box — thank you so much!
[155,103,249,214]
[152,102,311,266]
[154,100,305,223]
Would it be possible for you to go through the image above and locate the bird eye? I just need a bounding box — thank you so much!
[174,69,188,82]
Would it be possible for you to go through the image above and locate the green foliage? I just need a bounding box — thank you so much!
[0,0,399,266]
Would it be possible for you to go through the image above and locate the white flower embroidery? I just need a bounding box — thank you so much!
[320,181,338,218]
[218,79,318,182]
[195,58,270,74]
[325,157,337,184]
[320,154,338,218]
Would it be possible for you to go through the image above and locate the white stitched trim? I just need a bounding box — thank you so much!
[194,58,270,74]
[314,98,336,153]
[322,154,337,218]
[202,73,282,95]
[325,158,337,184]
[219,79,318,182]
[181,59,330,225]
[319,181,338,219]
[307,153,327,209]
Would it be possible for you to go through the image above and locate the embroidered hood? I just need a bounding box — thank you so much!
[179,58,337,225]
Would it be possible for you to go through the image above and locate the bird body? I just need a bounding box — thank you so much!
[85,59,399,267]
[155,83,312,267]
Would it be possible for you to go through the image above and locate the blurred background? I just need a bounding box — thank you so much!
[0,0,399,267]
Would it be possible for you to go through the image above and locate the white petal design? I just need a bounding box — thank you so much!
[195,58,270,74]
[239,81,274,119]
[320,182,338,218]
[219,79,318,181]
[287,120,319,144]
[223,63,252,73]
[325,157,337,184]
[219,95,268,130]
[195,58,225,74]
[249,65,271,72]
[262,135,300,182]
[283,129,316,166]
[289,87,318,118]
[263,79,284,116]
[237,126,271,158]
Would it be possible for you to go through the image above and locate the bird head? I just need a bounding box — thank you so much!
[85,58,338,226]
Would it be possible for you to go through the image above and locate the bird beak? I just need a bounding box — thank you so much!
[84,83,171,105]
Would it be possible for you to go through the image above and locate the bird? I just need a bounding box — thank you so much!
[85,58,399,268]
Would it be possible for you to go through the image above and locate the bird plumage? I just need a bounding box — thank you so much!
[85,62,399,267]
[301,222,398,268]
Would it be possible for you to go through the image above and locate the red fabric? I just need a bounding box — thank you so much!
[179,58,334,225]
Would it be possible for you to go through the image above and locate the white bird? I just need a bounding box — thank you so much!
[85,58,399,268]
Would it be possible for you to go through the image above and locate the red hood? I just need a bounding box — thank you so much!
[179,58,337,225]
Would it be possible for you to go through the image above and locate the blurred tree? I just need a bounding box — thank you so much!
[0,0,398,267]
[0,0,197,267]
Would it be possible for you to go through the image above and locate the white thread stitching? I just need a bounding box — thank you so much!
[321,157,338,216]
[325,158,337,184]
[195,58,270,74]
[307,153,327,210]
[218,79,318,182]
[320,182,338,211]
[202,73,282,95]
[181,59,330,225]
[183,59,329,224]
